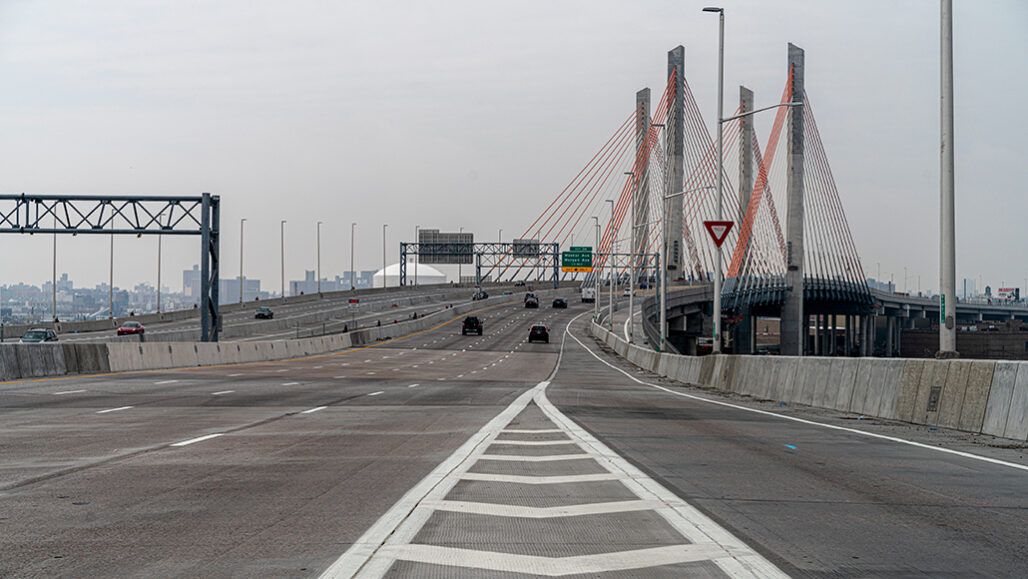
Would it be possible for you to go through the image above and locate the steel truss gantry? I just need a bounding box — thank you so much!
[399,242,560,288]
[0,193,221,341]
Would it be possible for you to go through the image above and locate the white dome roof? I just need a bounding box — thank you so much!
[372,262,447,287]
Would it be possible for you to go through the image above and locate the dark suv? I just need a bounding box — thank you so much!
[524,297,539,309]
[528,325,549,343]
[462,316,483,335]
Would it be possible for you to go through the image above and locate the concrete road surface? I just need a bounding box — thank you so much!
[1,297,1025,577]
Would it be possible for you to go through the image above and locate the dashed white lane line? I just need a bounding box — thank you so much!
[301,406,327,414]
[53,389,86,395]
[212,390,234,395]
[282,382,300,386]
[228,373,244,377]
[96,406,133,414]
[334,376,346,379]
[154,380,179,385]
[408,383,420,388]
[368,391,384,396]
[171,433,223,447]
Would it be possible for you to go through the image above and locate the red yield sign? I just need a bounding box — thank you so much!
[703,221,734,248]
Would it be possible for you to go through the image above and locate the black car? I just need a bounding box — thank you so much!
[514,280,526,287]
[471,291,489,301]
[462,316,483,335]
[255,307,274,319]
[21,328,58,343]
[524,297,539,309]
[552,298,567,309]
[528,324,549,343]
[523,292,537,303]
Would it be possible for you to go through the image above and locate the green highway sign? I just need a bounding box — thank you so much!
[562,247,592,272]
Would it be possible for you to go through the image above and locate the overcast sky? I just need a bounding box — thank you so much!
[1,0,1025,294]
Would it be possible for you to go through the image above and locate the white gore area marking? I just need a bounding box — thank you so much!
[212,390,234,396]
[368,391,384,396]
[96,406,133,414]
[53,389,86,395]
[318,313,785,579]
[301,406,327,414]
[171,433,224,447]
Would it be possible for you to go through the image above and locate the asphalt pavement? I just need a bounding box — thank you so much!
[1,294,1025,577]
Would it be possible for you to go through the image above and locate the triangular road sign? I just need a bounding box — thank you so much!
[703,220,734,248]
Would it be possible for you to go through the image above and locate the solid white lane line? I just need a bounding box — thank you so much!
[154,380,179,385]
[212,390,234,395]
[368,391,384,396]
[318,382,547,579]
[96,406,133,414]
[171,433,224,447]
[301,406,327,414]
[53,389,86,395]
[569,325,1028,474]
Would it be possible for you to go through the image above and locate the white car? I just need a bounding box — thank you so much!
[622,288,635,297]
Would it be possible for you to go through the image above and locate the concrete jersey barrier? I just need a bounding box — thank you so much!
[589,322,1028,442]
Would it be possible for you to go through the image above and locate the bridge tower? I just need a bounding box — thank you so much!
[634,87,651,278]
[781,43,806,356]
[666,46,685,276]
[733,86,756,354]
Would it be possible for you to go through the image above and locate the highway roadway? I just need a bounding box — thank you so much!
[1,297,1026,577]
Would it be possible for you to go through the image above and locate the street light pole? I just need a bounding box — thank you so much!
[939,0,957,356]
[157,229,163,313]
[704,5,725,353]
[350,222,356,290]
[109,226,114,319]
[239,218,246,303]
[458,226,464,285]
[382,224,388,289]
[592,216,600,322]
[414,225,420,286]
[605,199,615,330]
[625,171,636,343]
[280,220,287,297]
[317,221,323,294]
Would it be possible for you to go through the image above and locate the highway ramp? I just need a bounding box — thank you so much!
[1,298,1025,577]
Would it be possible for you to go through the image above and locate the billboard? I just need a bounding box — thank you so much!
[417,229,474,264]
[997,287,1020,301]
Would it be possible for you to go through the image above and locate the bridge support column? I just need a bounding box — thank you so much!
[813,315,820,355]
[860,315,869,357]
[634,87,651,276]
[886,316,895,357]
[844,315,852,356]
[666,46,685,276]
[830,315,837,355]
[780,44,805,356]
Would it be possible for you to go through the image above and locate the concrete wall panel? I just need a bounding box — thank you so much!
[896,360,925,422]
[875,359,906,420]
[958,361,996,433]
[849,359,874,413]
[1003,363,1028,441]
[832,358,859,412]
[914,360,948,425]
[982,362,1018,437]
[938,360,972,429]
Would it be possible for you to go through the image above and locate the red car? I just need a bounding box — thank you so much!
[117,321,145,336]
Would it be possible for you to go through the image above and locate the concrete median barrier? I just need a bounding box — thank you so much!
[1002,364,1028,441]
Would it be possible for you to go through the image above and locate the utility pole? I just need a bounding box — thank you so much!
[239,218,246,303]
[317,221,323,294]
[939,0,958,357]
[280,220,287,297]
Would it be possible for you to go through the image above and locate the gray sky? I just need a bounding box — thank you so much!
[1,0,1025,293]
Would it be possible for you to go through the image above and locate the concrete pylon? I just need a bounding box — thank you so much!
[733,86,756,354]
[634,87,651,277]
[780,43,806,356]
[666,46,685,277]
